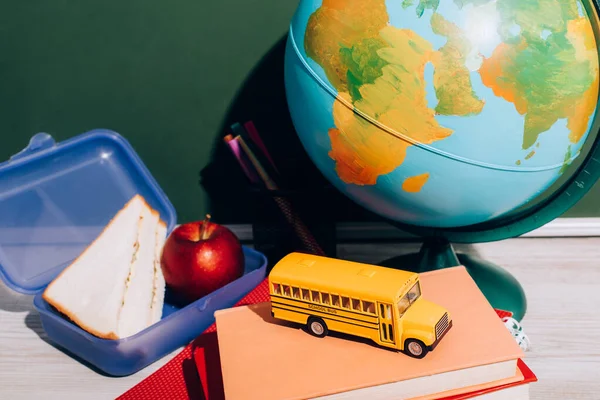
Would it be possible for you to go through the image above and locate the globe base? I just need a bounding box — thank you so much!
[378,239,527,321]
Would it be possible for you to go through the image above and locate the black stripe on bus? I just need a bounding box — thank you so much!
[271,301,379,329]
[271,300,379,326]
[271,305,379,331]
[270,294,380,320]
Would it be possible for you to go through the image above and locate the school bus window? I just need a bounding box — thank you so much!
[292,286,300,299]
[322,293,331,305]
[272,283,281,295]
[283,285,291,297]
[341,296,351,309]
[311,290,321,303]
[351,298,361,311]
[407,282,422,302]
[362,300,375,314]
[397,295,410,316]
[331,294,341,307]
[301,288,310,301]
[398,282,421,316]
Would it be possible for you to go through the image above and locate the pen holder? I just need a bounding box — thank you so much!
[249,184,337,269]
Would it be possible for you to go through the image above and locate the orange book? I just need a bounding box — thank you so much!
[214,266,526,400]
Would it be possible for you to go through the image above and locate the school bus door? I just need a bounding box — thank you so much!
[378,302,395,345]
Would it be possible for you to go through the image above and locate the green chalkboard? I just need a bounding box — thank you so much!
[1,0,598,226]
[0,0,305,224]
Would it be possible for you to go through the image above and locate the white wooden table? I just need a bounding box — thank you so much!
[1,238,599,399]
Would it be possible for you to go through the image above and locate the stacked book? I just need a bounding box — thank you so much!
[195,266,537,399]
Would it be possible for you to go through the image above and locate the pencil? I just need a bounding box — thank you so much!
[243,121,278,173]
[223,135,259,184]
[236,136,277,190]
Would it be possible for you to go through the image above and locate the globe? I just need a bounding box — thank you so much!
[284,0,600,320]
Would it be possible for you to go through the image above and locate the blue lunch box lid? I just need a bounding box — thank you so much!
[0,129,177,295]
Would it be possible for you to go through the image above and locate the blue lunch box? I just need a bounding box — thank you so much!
[0,129,268,376]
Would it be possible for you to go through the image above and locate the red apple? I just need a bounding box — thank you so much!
[160,214,245,304]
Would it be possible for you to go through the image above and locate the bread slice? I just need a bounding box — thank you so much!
[42,194,169,340]
[42,194,146,340]
[149,221,167,325]
[117,204,160,338]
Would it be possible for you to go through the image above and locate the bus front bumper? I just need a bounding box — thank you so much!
[429,321,453,351]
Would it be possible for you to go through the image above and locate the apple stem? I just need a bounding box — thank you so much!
[199,214,211,240]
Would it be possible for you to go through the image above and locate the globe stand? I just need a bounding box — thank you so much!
[378,238,527,321]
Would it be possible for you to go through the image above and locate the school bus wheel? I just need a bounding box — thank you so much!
[404,339,428,359]
[307,317,328,338]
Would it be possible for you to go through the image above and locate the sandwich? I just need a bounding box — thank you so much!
[42,194,168,340]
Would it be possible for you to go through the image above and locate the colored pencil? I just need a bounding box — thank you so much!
[236,135,277,190]
[243,121,278,173]
[223,134,259,184]
[230,122,279,182]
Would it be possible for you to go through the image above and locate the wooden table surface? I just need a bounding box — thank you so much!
[1,238,599,399]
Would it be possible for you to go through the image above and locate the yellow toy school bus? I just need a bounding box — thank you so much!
[268,253,452,358]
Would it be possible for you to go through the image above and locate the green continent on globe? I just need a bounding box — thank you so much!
[327,28,451,186]
[304,0,389,94]
[479,13,598,149]
[450,0,599,152]
[444,0,599,153]
[402,0,438,17]
[304,0,599,187]
[430,12,485,116]
[495,0,580,38]
[340,38,390,102]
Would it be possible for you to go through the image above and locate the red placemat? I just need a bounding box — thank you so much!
[117,279,514,400]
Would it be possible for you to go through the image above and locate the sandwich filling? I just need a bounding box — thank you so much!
[149,222,167,325]
[121,215,144,306]
[117,205,161,338]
